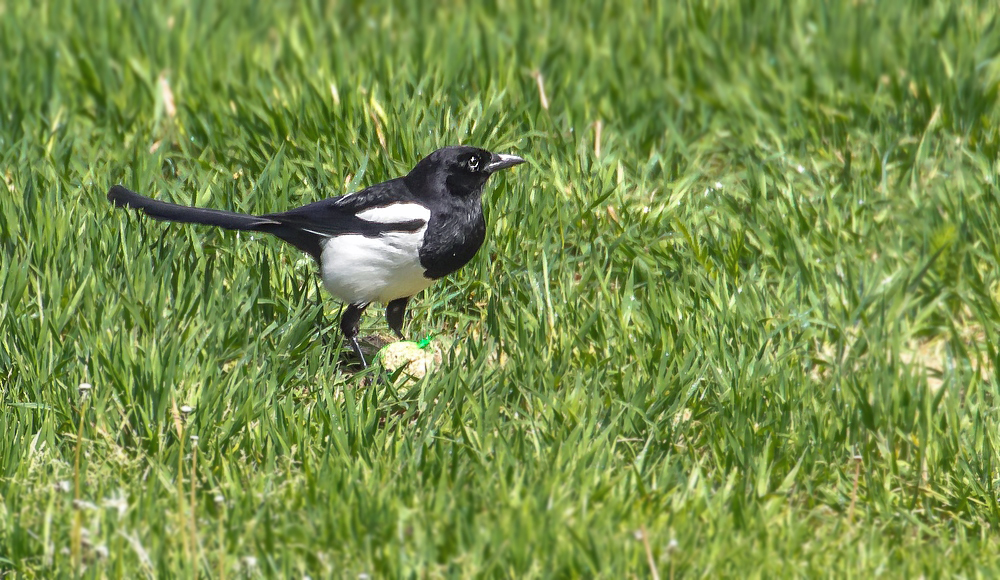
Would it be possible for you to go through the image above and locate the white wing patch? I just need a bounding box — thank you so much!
[356,203,430,226]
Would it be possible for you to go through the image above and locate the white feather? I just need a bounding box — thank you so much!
[355,203,430,224]
[319,223,433,304]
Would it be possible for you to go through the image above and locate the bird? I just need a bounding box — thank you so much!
[107,145,525,367]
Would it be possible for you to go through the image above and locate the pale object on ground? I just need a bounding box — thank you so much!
[376,338,449,381]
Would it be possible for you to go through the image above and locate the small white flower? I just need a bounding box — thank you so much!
[714,181,722,189]
[180,405,193,414]
[94,544,109,559]
[78,383,93,399]
[103,492,128,518]
[56,480,71,493]
[214,494,225,505]
[189,435,199,443]
[72,499,99,511]
[796,164,805,173]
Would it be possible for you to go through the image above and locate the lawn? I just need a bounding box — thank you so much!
[2,0,1000,577]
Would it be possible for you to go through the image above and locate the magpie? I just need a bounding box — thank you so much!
[107,146,525,366]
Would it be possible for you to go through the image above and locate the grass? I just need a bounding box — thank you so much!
[2,0,1000,576]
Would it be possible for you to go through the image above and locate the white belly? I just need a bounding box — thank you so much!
[319,229,434,304]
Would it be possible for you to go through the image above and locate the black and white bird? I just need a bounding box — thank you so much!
[107,146,525,366]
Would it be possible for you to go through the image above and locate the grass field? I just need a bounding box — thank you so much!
[3,0,1000,576]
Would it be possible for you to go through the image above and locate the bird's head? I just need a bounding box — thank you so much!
[405,146,525,200]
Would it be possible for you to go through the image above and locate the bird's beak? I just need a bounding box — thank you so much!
[487,153,525,173]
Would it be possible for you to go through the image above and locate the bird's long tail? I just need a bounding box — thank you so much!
[107,185,325,260]
[107,185,279,230]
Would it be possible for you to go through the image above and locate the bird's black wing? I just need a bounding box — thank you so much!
[266,178,427,239]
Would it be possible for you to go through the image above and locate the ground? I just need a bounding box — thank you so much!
[2,0,1000,577]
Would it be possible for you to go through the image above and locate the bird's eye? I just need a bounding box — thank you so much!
[467,156,481,172]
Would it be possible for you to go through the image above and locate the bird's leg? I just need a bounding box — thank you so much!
[340,302,371,366]
[314,278,327,338]
[385,297,410,340]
